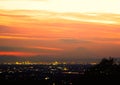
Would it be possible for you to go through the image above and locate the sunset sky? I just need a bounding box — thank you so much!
[0,0,120,61]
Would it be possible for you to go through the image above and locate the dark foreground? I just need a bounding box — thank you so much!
[0,58,120,84]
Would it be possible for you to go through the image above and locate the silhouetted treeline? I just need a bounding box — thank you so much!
[84,57,120,80]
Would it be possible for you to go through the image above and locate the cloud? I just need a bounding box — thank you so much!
[33,46,63,51]
[60,13,120,24]
[92,38,120,42]
[59,38,91,43]
[0,10,120,25]
[0,25,12,33]
[0,13,27,17]
[0,46,62,53]
[60,39,79,43]
[0,10,120,58]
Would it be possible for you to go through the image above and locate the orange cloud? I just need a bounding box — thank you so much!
[0,52,37,56]
[0,10,120,57]
[31,46,63,51]
[1,10,120,25]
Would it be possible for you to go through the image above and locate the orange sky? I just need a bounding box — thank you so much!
[0,0,120,59]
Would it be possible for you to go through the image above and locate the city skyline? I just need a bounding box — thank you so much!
[0,0,120,62]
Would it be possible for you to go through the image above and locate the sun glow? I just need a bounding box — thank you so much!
[0,0,120,13]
